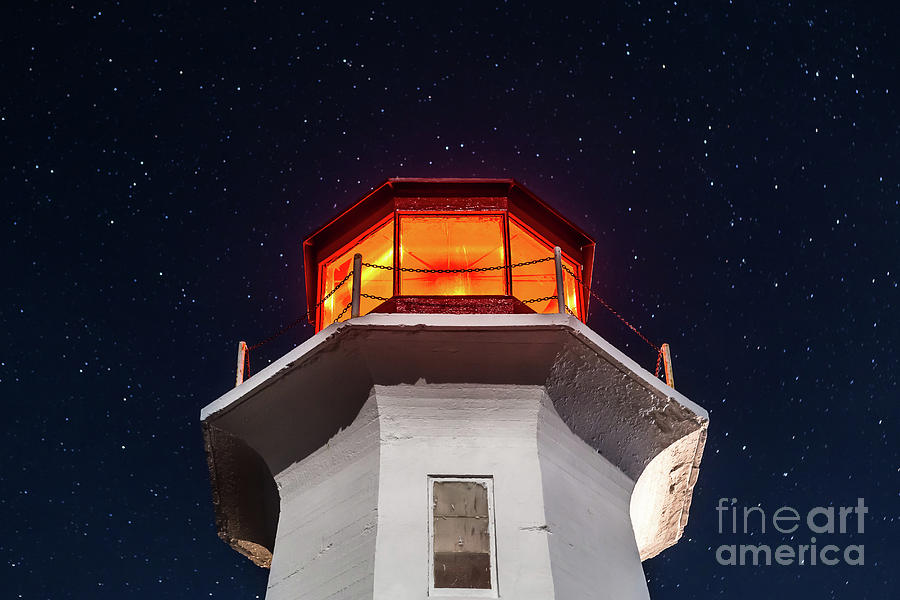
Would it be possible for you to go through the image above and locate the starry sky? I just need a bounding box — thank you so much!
[3,2,898,598]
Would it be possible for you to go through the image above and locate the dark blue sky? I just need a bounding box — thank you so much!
[3,2,897,598]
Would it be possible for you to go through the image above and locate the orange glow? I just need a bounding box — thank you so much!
[399,215,506,295]
[562,263,582,318]
[315,212,584,330]
[509,219,583,318]
[318,218,394,327]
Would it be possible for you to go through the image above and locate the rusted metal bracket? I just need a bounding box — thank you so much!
[661,342,674,388]
[235,341,248,387]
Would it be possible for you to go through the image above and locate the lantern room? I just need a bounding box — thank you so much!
[303,178,596,331]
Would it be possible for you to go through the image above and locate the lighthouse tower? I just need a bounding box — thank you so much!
[201,179,708,600]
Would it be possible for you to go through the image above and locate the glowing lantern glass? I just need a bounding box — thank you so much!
[399,214,506,296]
[319,218,394,326]
[306,180,594,331]
[509,218,582,316]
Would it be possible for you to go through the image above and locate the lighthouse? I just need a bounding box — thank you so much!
[200,178,708,599]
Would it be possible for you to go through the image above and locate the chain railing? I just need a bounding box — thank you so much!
[235,247,675,389]
[360,256,554,273]
[562,263,673,385]
[520,295,558,305]
[234,267,355,386]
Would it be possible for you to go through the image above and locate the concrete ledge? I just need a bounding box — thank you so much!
[202,314,706,423]
[201,313,708,564]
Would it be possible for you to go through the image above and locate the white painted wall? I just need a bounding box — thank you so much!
[372,384,555,600]
[537,398,651,600]
[371,383,651,600]
[261,383,653,600]
[266,396,381,600]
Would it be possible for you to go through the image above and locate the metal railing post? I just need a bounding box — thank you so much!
[661,343,674,388]
[554,246,566,314]
[351,253,362,318]
[235,340,248,387]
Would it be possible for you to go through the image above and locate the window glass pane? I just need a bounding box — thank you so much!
[509,220,556,313]
[433,481,492,589]
[562,262,582,318]
[399,215,505,296]
[509,219,583,317]
[318,218,394,328]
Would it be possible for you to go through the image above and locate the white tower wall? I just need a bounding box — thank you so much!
[373,384,554,599]
[536,398,649,600]
[267,398,380,600]
[263,382,651,599]
[201,315,708,600]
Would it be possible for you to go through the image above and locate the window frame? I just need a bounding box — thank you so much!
[316,213,395,329]
[396,211,510,297]
[427,476,499,597]
[313,209,587,330]
[507,213,585,319]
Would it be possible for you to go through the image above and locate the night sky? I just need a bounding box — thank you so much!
[3,2,898,598]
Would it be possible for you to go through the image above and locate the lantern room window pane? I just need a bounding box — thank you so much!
[431,478,495,592]
[561,261,583,319]
[318,218,394,328]
[399,215,506,296]
[509,219,583,318]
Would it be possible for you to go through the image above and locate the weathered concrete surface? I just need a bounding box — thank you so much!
[630,427,707,559]
[202,424,280,567]
[259,384,653,599]
[200,313,708,572]
[536,396,650,599]
[373,385,556,599]
[267,394,380,600]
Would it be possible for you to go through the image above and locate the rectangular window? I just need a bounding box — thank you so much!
[429,477,497,596]
[508,217,583,318]
[317,217,394,328]
[399,214,506,296]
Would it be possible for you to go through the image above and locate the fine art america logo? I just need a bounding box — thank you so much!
[715,498,867,566]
